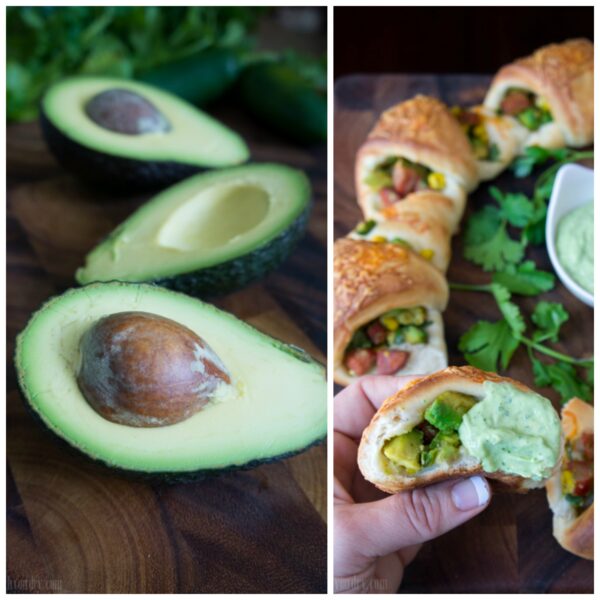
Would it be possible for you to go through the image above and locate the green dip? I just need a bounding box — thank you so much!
[556,202,594,295]
[458,381,561,480]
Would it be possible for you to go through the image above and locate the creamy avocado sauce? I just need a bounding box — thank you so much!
[458,381,561,480]
[556,202,594,295]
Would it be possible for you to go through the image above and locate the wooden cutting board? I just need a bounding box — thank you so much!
[335,74,593,593]
[7,105,327,593]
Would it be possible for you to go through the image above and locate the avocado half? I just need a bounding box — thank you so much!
[40,76,249,189]
[76,163,311,295]
[15,282,326,477]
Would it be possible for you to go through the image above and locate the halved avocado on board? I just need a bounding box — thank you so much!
[40,76,249,190]
[15,282,326,477]
[76,163,311,296]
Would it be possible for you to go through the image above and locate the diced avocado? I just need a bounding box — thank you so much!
[403,325,428,345]
[349,328,372,350]
[487,143,501,162]
[424,391,477,432]
[383,430,423,474]
[364,169,392,191]
[517,107,542,131]
[387,329,404,346]
[355,219,377,235]
[390,237,413,249]
[421,431,461,467]
[396,307,427,326]
[471,137,489,160]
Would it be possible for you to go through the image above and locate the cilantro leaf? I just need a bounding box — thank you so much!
[530,355,552,387]
[458,319,520,372]
[491,261,555,296]
[545,362,592,403]
[489,187,535,228]
[463,205,502,246]
[531,301,569,343]
[490,283,526,335]
[464,218,525,272]
[511,146,568,178]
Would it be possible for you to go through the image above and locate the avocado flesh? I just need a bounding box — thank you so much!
[15,283,326,475]
[76,164,311,295]
[383,430,423,473]
[424,391,477,432]
[40,76,249,188]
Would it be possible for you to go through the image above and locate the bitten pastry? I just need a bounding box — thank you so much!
[348,192,453,272]
[546,398,594,560]
[355,95,478,224]
[451,105,522,181]
[358,366,562,494]
[484,38,593,150]
[334,238,448,386]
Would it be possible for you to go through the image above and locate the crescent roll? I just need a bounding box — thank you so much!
[334,238,448,386]
[348,191,453,272]
[484,38,594,150]
[451,105,522,181]
[358,367,562,494]
[546,398,594,560]
[355,95,478,223]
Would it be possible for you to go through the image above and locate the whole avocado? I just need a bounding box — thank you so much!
[238,61,326,144]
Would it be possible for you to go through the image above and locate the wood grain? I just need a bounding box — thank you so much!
[334,74,593,593]
[7,104,327,593]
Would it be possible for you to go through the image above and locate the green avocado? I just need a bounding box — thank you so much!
[424,391,477,432]
[40,76,249,190]
[76,163,311,296]
[383,430,423,474]
[421,431,461,467]
[15,282,326,477]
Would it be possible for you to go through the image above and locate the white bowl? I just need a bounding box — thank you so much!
[545,163,594,307]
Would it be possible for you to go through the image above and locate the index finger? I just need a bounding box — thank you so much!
[334,375,418,440]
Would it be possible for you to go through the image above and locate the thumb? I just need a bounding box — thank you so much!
[349,476,491,558]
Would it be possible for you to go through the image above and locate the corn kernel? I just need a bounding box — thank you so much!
[420,248,435,260]
[536,96,550,111]
[380,315,399,331]
[561,470,575,495]
[427,172,446,190]
[473,124,489,143]
[371,235,387,243]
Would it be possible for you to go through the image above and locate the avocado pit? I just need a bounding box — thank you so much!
[77,311,231,427]
[85,88,171,135]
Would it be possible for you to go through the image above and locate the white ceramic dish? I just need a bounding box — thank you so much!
[545,163,594,307]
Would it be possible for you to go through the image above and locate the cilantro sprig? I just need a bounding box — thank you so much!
[453,146,594,403]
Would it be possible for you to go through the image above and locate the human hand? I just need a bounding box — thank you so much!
[334,375,491,593]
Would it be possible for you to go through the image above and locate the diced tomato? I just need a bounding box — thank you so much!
[456,109,481,126]
[392,163,421,197]
[568,460,593,496]
[581,432,594,462]
[366,321,387,345]
[345,348,375,376]
[379,187,401,206]
[500,91,532,115]
[375,349,409,375]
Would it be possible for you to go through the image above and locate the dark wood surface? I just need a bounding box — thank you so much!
[7,104,327,593]
[334,74,593,593]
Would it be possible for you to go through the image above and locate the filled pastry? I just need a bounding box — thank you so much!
[484,38,593,150]
[334,238,448,386]
[358,366,562,494]
[355,95,478,224]
[348,192,452,272]
[451,105,521,181]
[546,398,594,560]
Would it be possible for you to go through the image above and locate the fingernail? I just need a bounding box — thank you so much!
[451,476,490,510]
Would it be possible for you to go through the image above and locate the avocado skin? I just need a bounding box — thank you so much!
[40,108,201,191]
[20,394,325,483]
[153,202,312,296]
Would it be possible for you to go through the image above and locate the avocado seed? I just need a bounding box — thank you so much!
[85,89,171,135]
[77,312,231,427]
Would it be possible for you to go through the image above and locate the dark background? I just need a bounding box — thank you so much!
[334,6,594,78]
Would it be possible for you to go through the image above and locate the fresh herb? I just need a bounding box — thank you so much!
[454,147,593,402]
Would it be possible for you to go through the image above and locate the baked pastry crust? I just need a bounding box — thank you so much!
[484,38,594,148]
[333,238,448,385]
[357,366,560,493]
[546,398,594,560]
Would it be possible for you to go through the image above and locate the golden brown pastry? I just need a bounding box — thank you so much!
[355,95,478,224]
[546,398,594,560]
[358,366,562,494]
[484,38,593,150]
[348,192,453,272]
[334,238,448,386]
